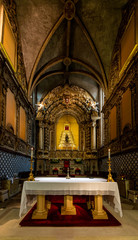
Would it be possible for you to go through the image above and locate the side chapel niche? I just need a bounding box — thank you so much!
[36,85,100,176]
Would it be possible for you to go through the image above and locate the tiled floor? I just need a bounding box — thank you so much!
[0,194,138,240]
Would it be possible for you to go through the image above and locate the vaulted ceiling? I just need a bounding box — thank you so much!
[15,0,129,102]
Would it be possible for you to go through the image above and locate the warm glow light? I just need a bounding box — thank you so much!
[35,102,44,111]
[86,98,98,112]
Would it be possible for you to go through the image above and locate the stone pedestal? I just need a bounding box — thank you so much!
[61,195,76,215]
[92,195,108,219]
[32,195,48,219]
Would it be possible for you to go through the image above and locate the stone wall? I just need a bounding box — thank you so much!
[0,149,31,178]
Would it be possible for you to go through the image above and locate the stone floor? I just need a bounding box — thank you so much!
[0,194,138,240]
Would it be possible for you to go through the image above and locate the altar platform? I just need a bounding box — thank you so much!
[19,177,122,220]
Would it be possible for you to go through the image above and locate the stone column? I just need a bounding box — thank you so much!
[91,116,100,150]
[91,120,96,150]
[99,87,104,147]
[80,127,85,151]
[39,121,44,150]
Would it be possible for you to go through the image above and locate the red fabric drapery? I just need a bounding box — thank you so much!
[64,160,69,168]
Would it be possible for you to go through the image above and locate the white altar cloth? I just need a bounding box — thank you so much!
[19,177,122,217]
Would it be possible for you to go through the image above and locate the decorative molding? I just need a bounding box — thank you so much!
[37,150,97,161]
[99,126,138,158]
[0,50,35,155]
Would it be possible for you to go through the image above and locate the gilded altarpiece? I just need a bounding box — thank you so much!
[36,85,100,176]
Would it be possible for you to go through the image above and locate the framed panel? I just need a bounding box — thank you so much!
[120,13,135,69]
[0,4,17,71]
[121,88,132,133]
[6,88,16,134]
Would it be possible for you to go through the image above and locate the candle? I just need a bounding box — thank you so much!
[108,148,110,159]
[31,147,33,158]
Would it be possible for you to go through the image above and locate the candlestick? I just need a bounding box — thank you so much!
[108,148,110,159]
[107,149,114,182]
[31,147,33,158]
[28,148,35,181]
[66,167,70,179]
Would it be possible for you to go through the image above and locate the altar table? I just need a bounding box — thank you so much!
[19,177,122,219]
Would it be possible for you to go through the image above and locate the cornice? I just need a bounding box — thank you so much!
[103,54,137,112]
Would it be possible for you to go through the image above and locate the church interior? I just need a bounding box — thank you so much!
[0,0,138,239]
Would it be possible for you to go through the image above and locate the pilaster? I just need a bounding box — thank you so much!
[0,76,7,128]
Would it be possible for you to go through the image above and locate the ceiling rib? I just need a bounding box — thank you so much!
[31,56,105,96]
[30,57,64,95]
[33,71,64,89]
[66,20,71,58]
[31,58,104,94]
[34,70,103,91]
[72,58,104,88]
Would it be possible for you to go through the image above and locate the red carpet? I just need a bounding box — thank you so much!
[20,196,121,227]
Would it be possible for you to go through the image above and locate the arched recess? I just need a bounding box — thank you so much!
[36,84,98,152]
[56,114,79,150]
[32,70,103,98]
[30,57,105,97]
